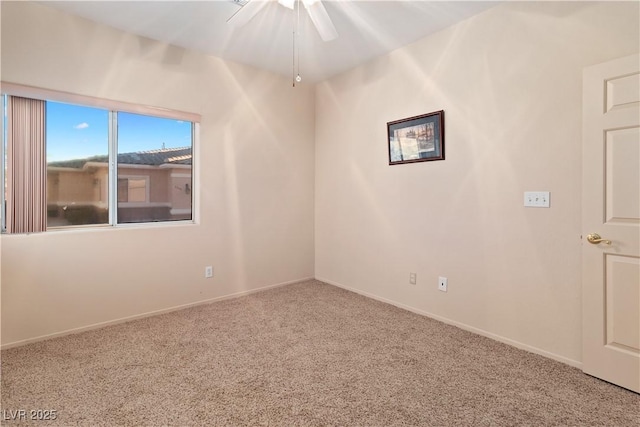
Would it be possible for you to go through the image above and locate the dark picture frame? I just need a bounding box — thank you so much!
[387,110,444,165]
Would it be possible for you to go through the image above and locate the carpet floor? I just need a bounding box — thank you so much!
[1,280,638,426]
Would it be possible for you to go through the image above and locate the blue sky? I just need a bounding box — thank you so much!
[46,101,192,162]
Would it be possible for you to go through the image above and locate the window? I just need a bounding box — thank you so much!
[1,87,198,233]
[118,177,148,203]
[46,102,109,227]
[117,112,193,224]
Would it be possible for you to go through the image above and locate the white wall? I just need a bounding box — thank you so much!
[0,1,315,346]
[315,1,639,365]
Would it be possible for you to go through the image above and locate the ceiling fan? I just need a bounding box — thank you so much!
[228,0,338,42]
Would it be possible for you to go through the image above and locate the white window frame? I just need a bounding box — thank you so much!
[0,82,201,232]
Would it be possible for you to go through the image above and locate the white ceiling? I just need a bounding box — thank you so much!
[42,0,499,83]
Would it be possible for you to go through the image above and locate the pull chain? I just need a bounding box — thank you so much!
[292,0,301,87]
[292,12,296,87]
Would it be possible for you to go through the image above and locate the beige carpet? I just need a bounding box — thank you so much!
[1,280,638,426]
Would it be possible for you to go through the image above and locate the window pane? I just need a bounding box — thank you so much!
[117,112,192,223]
[46,101,109,227]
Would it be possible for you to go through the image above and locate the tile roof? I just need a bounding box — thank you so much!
[48,147,192,168]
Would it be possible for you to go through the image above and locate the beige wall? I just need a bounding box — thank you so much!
[170,172,193,211]
[48,169,97,204]
[0,2,315,346]
[315,1,639,365]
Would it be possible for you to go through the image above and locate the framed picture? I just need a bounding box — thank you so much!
[387,110,444,165]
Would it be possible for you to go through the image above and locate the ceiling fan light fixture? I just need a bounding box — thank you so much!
[226,0,269,27]
[303,0,338,41]
[278,0,295,10]
[228,0,338,42]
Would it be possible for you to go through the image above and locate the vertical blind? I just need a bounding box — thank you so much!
[6,96,47,233]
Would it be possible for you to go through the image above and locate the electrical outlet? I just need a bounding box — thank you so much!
[205,266,213,278]
[438,276,448,292]
[409,273,417,285]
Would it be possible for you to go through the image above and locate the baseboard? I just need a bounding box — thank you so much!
[317,276,583,370]
[1,277,315,350]
[4,275,584,370]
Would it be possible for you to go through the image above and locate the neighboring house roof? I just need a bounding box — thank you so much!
[48,147,192,168]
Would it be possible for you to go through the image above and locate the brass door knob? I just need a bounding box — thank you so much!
[587,233,611,245]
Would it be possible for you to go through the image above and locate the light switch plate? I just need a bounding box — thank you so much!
[524,191,550,208]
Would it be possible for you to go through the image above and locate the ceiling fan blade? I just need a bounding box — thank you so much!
[227,0,271,28]
[302,0,338,42]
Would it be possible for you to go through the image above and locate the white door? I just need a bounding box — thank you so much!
[582,53,640,393]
